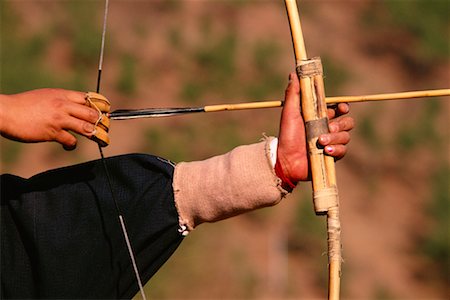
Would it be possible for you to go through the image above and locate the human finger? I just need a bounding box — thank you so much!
[282,72,301,117]
[327,103,350,119]
[318,131,351,147]
[61,116,96,137]
[65,101,100,124]
[278,72,302,142]
[328,116,355,133]
[54,130,78,151]
[324,144,347,159]
[61,90,87,105]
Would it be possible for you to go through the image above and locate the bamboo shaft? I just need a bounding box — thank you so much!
[204,89,450,110]
[108,90,449,120]
[297,58,342,300]
[328,207,341,299]
[329,89,450,103]
[285,0,307,60]
[204,101,282,112]
[285,1,341,299]
[189,89,450,113]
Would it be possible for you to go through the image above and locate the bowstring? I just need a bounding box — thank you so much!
[95,1,147,299]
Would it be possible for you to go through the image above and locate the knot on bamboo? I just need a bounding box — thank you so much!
[313,186,338,213]
[296,57,323,78]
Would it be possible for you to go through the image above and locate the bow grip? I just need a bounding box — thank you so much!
[85,92,111,147]
[297,57,339,214]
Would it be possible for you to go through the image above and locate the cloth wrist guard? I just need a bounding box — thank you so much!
[173,137,289,232]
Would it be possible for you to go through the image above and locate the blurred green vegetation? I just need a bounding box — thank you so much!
[358,113,382,151]
[64,1,105,91]
[167,26,182,49]
[321,55,351,96]
[181,31,238,104]
[231,247,259,298]
[245,40,285,99]
[0,1,105,93]
[290,192,329,289]
[395,99,442,153]
[372,284,395,300]
[420,165,450,282]
[362,0,449,67]
[383,0,449,61]
[143,126,193,162]
[116,54,137,95]
[65,1,102,68]
[0,2,56,93]
[293,194,327,240]
[0,139,22,169]
[142,116,246,163]
[145,226,219,298]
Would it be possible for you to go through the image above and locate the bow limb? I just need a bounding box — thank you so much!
[284,1,342,299]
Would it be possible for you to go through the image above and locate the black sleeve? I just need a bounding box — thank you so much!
[1,154,184,299]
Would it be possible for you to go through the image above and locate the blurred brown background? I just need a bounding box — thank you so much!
[1,0,449,299]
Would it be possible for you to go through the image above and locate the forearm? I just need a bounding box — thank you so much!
[0,94,15,137]
[173,136,289,232]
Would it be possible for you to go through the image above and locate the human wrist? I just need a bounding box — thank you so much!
[273,139,300,192]
[274,158,298,192]
[0,94,13,135]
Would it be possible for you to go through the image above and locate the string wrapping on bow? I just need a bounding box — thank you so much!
[284,1,342,299]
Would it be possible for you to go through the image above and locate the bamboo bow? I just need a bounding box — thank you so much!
[86,2,448,299]
[285,0,341,298]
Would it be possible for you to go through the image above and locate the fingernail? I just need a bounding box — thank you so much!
[84,123,95,134]
[341,104,349,113]
[325,146,334,154]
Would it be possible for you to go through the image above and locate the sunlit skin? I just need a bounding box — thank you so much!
[0,89,99,150]
[277,72,354,183]
[0,73,354,180]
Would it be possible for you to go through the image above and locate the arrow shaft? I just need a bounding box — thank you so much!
[108,89,449,120]
[330,88,450,103]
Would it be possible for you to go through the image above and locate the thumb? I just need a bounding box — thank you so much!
[279,72,303,139]
[283,73,300,114]
[55,130,78,151]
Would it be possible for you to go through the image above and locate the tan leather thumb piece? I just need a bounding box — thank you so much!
[85,92,111,147]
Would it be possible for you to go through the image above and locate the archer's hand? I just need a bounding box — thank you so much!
[276,72,354,185]
[0,88,101,150]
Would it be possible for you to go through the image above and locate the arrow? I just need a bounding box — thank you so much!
[108,88,450,120]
